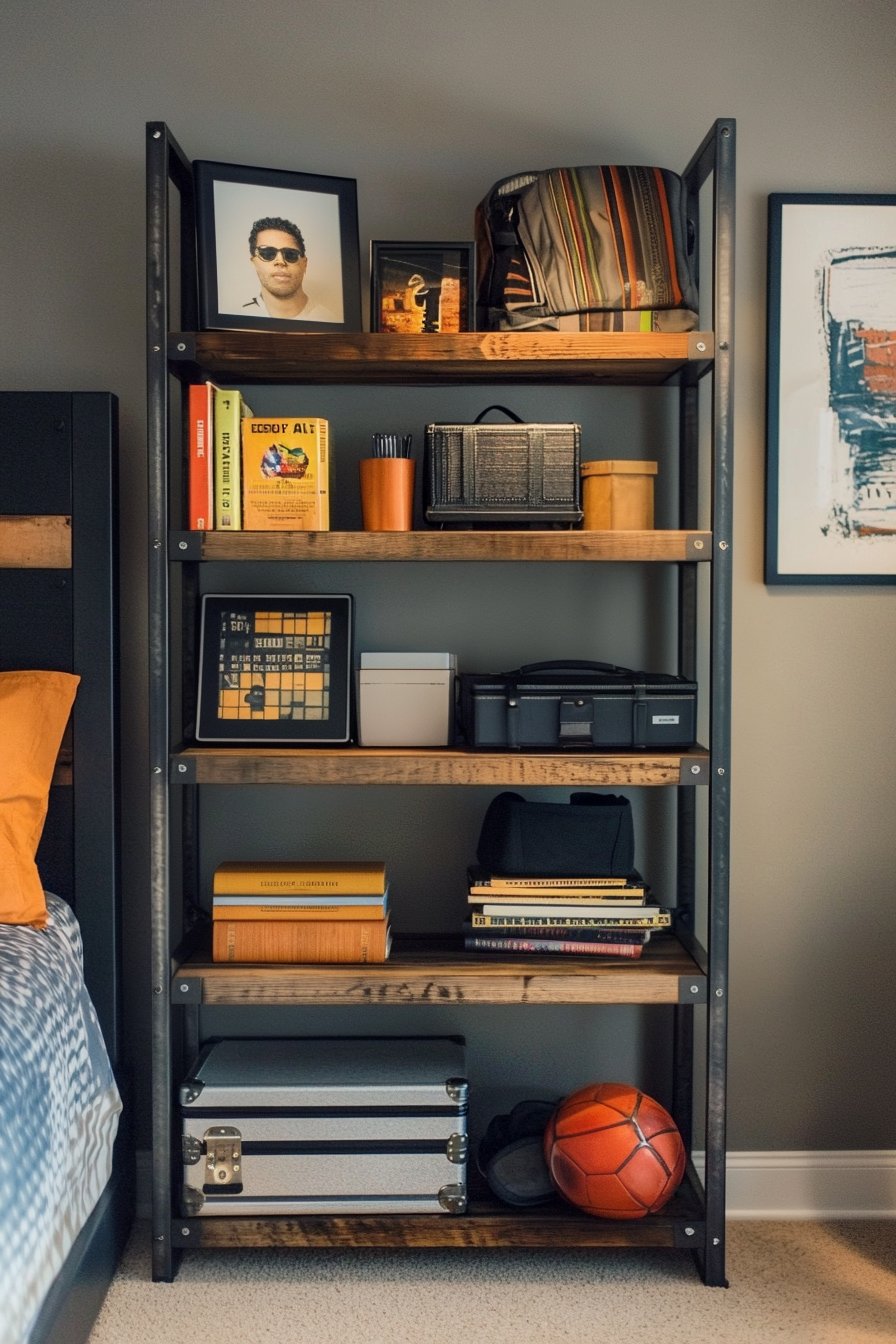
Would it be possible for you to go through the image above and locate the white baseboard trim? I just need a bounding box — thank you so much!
[137,1148,896,1223]
[693,1150,896,1219]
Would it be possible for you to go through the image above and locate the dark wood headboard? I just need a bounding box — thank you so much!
[0,392,122,1066]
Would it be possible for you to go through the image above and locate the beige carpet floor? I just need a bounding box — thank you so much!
[88,1220,896,1343]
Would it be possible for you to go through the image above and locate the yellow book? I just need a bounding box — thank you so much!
[213,860,387,896]
[241,417,330,530]
[468,883,646,901]
[214,388,254,529]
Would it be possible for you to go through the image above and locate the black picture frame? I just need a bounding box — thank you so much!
[194,160,361,332]
[766,192,896,584]
[196,594,353,743]
[370,241,476,333]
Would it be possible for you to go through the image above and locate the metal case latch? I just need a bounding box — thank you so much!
[203,1125,243,1188]
[559,696,594,740]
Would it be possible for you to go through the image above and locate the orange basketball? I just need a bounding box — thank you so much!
[544,1082,685,1219]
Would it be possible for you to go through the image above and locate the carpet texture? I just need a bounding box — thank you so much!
[88,1220,896,1343]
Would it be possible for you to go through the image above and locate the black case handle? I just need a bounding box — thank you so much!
[508,659,640,678]
[474,404,524,424]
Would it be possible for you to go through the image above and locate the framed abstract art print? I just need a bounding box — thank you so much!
[766,193,896,583]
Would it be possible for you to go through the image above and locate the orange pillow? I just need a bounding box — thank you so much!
[0,670,80,927]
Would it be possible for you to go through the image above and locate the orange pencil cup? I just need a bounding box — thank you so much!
[359,457,416,531]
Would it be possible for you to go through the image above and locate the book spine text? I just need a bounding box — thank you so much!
[464,935,643,958]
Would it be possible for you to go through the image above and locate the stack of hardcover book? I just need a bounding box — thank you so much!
[463,866,670,959]
[211,861,391,963]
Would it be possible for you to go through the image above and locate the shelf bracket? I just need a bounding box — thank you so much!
[168,333,198,363]
[171,1218,205,1247]
[170,531,202,561]
[685,534,711,561]
[678,759,708,786]
[678,977,707,1004]
[673,1220,707,1249]
[172,977,203,1004]
[171,757,196,785]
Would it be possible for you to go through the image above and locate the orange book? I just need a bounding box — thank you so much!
[212,918,392,963]
[240,417,329,530]
[187,382,217,529]
[212,861,387,896]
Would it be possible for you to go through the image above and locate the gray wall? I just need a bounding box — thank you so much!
[3,0,895,1151]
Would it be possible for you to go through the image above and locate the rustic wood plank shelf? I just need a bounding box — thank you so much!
[168,330,714,385]
[175,1172,705,1250]
[188,529,711,563]
[172,934,704,1007]
[172,745,710,787]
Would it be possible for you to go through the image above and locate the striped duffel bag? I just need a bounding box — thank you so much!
[475,164,699,332]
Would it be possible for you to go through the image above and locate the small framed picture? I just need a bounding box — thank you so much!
[370,241,475,333]
[194,160,361,332]
[196,594,353,743]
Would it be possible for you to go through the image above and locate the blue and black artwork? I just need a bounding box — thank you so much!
[823,249,896,537]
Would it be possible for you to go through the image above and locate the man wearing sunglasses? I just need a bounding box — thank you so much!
[243,216,337,322]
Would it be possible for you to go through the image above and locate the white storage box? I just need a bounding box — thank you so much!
[357,652,456,746]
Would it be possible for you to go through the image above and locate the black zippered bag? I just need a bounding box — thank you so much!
[458,660,697,750]
[475,790,635,876]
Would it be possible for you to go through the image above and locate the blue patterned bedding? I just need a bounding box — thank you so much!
[0,893,122,1344]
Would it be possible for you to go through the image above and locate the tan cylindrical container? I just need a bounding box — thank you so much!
[581,460,658,530]
[359,457,416,531]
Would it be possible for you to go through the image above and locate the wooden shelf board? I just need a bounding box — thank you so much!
[183,1210,679,1250]
[0,514,71,569]
[195,529,711,563]
[168,330,714,386]
[172,934,702,1007]
[176,1175,704,1250]
[175,745,708,787]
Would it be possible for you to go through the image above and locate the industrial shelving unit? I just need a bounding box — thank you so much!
[146,118,734,1285]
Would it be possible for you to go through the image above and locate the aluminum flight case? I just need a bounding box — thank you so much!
[180,1037,469,1216]
[459,660,698,750]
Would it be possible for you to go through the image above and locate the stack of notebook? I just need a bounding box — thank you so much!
[463,866,670,959]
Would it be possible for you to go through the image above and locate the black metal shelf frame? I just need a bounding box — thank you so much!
[146,120,734,1286]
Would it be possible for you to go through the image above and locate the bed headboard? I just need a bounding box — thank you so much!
[0,392,121,1066]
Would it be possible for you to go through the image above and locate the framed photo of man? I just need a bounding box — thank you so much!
[194,160,361,332]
